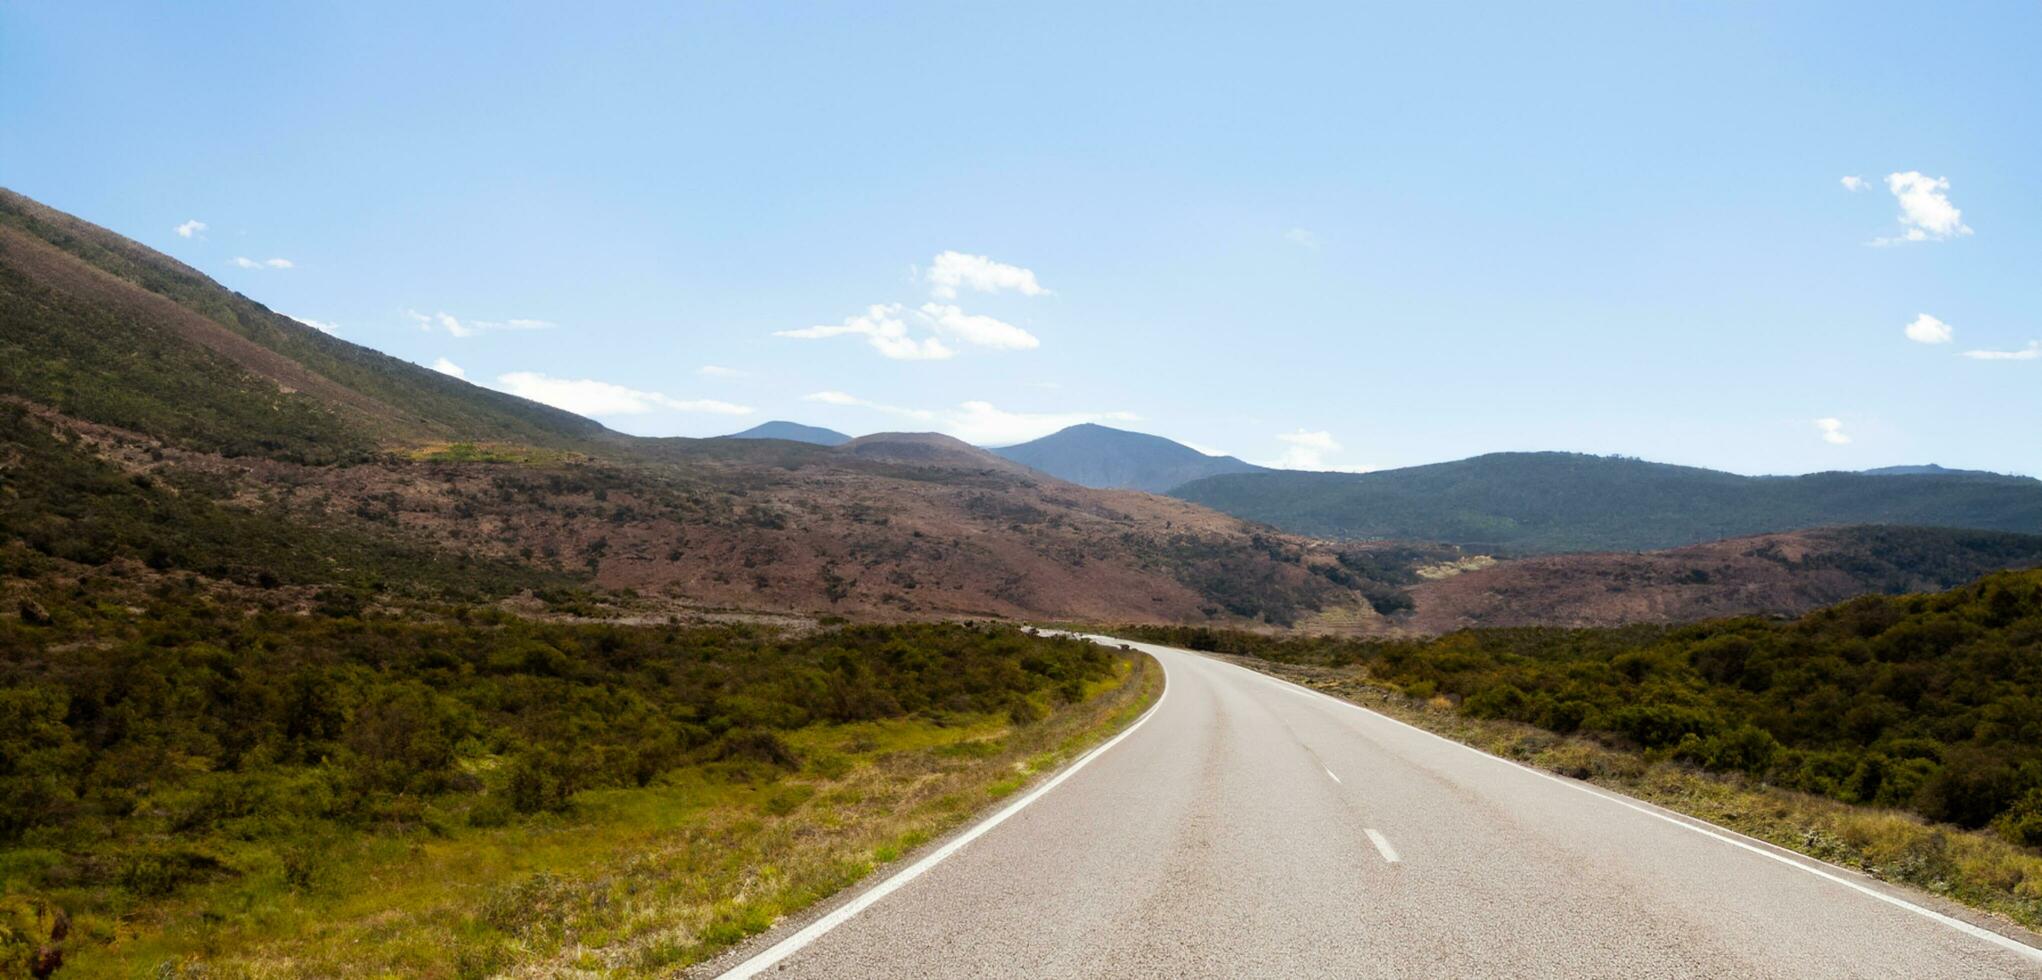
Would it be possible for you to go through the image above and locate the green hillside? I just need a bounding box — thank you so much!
[1172,452,2042,553]
[0,188,606,463]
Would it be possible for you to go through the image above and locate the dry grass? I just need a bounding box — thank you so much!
[58,654,1160,978]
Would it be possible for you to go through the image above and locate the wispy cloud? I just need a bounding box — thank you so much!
[925,251,1048,300]
[1284,227,1321,248]
[1815,418,1851,445]
[1903,313,1953,345]
[916,303,1040,350]
[1839,176,1869,193]
[175,219,208,239]
[431,358,467,380]
[231,256,293,269]
[1872,171,1972,245]
[1261,429,1374,471]
[407,310,555,339]
[802,390,936,421]
[496,372,752,416]
[777,304,955,360]
[289,314,339,335]
[1961,341,2040,361]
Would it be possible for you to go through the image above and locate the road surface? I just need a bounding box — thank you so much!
[714,636,2042,978]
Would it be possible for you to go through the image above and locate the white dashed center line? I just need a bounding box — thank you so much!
[1365,829,1401,864]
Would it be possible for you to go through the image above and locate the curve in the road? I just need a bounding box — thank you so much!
[713,635,2042,979]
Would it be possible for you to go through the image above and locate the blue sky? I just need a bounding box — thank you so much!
[3,3,2036,475]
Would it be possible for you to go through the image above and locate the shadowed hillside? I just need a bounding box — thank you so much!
[1173,452,2042,554]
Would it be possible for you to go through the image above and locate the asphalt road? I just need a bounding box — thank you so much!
[715,636,2042,978]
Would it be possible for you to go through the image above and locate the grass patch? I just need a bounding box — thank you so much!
[24,648,1157,977]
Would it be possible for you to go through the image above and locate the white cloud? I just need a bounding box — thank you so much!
[1961,341,2041,361]
[916,303,1040,350]
[1815,418,1851,445]
[1903,313,1953,345]
[431,358,466,380]
[1284,227,1321,248]
[1181,440,1232,458]
[1874,171,1972,244]
[800,391,1135,444]
[1839,176,1869,193]
[1261,429,1375,472]
[407,309,553,339]
[925,251,1048,300]
[289,315,339,335]
[946,401,1137,445]
[495,372,752,417]
[776,304,955,360]
[698,365,749,379]
[231,256,293,269]
[175,219,207,239]
[802,390,936,420]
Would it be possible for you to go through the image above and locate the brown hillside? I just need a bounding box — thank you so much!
[1402,527,2042,631]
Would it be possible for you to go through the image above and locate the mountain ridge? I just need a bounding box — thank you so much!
[990,423,1268,492]
[1172,451,2042,554]
[720,420,852,446]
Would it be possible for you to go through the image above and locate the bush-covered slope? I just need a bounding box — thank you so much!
[0,188,606,461]
[1129,566,2042,840]
[0,579,1140,973]
[1172,451,2042,554]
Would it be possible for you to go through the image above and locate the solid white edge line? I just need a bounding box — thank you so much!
[1364,828,1401,864]
[716,642,1169,979]
[1130,637,2042,964]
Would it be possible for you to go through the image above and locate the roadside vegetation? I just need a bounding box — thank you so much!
[1121,567,2042,930]
[0,577,1157,976]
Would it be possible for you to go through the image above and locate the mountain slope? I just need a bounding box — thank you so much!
[720,420,852,445]
[1172,452,2042,554]
[991,423,1267,492]
[0,187,607,462]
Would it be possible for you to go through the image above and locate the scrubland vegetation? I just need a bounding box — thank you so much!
[1125,568,2042,927]
[0,580,1155,976]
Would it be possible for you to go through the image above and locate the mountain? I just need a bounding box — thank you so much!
[991,423,1268,493]
[0,187,1392,626]
[721,420,852,446]
[1171,451,2042,555]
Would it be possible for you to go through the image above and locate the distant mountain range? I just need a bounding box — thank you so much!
[990,423,1267,492]
[720,420,851,446]
[1858,464,2013,478]
[1171,451,2042,555]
